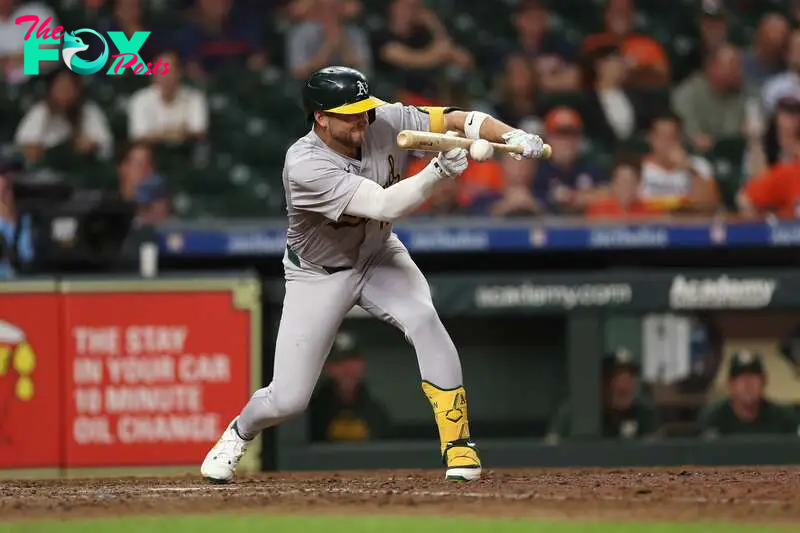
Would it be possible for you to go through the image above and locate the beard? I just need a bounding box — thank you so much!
[332,127,364,149]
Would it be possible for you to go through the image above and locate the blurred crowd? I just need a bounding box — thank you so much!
[2,0,800,224]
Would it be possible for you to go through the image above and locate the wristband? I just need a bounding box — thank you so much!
[464,111,489,140]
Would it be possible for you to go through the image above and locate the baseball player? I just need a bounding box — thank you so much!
[201,66,545,483]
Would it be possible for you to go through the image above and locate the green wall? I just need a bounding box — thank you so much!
[325,314,567,435]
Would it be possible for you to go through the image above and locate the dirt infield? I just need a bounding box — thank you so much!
[1,467,799,524]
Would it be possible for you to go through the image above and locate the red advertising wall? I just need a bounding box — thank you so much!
[62,291,253,467]
[0,290,62,469]
[0,281,258,470]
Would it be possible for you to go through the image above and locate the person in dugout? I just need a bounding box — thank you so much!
[308,331,391,442]
[546,348,661,442]
[698,349,799,438]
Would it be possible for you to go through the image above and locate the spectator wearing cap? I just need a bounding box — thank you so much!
[134,174,171,226]
[587,154,662,220]
[737,123,800,219]
[309,332,391,442]
[127,50,209,145]
[676,0,730,82]
[581,44,657,152]
[743,95,800,182]
[762,29,800,114]
[507,0,580,92]
[698,350,798,438]
[740,13,790,88]
[672,42,752,154]
[582,0,670,88]
[639,112,720,214]
[531,107,608,215]
[0,157,33,279]
[546,348,661,443]
[118,171,169,268]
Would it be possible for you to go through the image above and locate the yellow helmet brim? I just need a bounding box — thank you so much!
[325,96,387,114]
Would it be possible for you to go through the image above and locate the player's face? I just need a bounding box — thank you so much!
[326,111,370,148]
[326,356,366,391]
[729,373,764,405]
[607,369,636,409]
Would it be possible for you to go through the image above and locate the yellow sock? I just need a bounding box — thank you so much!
[422,381,480,468]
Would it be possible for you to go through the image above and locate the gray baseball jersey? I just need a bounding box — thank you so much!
[228,102,465,445]
[282,103,438,268]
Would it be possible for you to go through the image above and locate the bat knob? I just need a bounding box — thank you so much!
[541,144,553,159]
[396,132,413,148]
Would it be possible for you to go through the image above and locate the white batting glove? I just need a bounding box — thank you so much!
[501,129,545,160]
[429,146,468,179]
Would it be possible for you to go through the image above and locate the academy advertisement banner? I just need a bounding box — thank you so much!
[426,274,645,315]
[0,285,62,469]
[414,271,800,315]
[0,278,260,471]
[264,270,800,315]
[667,274,779,310]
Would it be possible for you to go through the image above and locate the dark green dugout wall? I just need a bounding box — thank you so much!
[259,269,800,470]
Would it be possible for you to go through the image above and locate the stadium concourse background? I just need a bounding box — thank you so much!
[2,0,800,482]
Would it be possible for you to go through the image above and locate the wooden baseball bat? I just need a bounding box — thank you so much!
[396,130,552,159]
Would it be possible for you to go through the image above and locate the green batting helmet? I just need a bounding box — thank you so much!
[302,66,386,122]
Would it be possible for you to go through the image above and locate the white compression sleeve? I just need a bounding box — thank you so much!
[343,162,446,222]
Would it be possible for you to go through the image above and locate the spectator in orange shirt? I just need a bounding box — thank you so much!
[407,151,505,215]
[582,0,670,87]
[737,128,800,219]
[587,154,662,220]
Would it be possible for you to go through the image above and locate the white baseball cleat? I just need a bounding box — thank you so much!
[201,417,249,484]
[445,465,482,481]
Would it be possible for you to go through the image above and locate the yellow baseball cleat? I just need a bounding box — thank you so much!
[444,439,482,481]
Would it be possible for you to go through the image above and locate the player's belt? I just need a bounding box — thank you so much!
[286,245,352,275]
